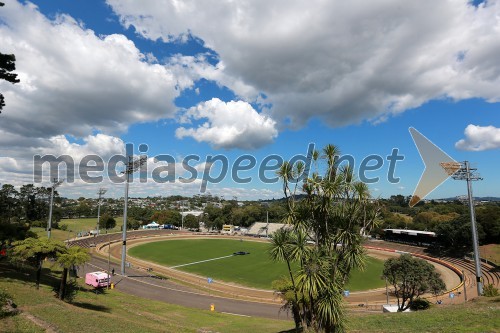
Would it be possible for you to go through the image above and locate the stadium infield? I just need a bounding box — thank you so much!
[128,238,385,291]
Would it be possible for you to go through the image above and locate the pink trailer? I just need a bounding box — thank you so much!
[85,271,110,288]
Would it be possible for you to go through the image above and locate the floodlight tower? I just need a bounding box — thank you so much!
[96,188,107,236]
[47,178,64,239]
[443,161,483,295]
[121,155,147,275]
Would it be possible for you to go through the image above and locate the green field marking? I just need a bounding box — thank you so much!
[129,238,385,290]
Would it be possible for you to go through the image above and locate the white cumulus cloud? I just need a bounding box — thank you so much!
[455,124,500,151]
[0,1,189,141]
[175,98,277,149]
[108,0,500,128]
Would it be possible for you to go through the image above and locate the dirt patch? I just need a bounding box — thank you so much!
[21,312,60,333]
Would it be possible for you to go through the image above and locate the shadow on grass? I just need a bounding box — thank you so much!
[0,261,60,289]
[278,328,303,333]
[70,301,111,313]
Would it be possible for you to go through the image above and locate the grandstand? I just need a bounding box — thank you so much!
[383,228,437,246]
[246,222,288,237]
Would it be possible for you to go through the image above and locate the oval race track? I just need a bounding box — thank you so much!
[70,229,499,318]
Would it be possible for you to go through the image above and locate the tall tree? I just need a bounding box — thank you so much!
[56,246,90,300]
[272,144,380,332]
[269,228,301,330]
[10,237,66,289]
[183,214,199,230]
[99,213,116,230]
[0,0,20,114]
[383,254,446,311]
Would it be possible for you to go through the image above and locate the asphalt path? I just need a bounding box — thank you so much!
[83,255,290,320]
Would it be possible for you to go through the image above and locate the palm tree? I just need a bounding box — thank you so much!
[10,237,66,289]
[272,143,380,332]
[269,228,301,330]
[322,144,341,181]
[57,246,90,300]
[315,287,345,333]
[295,249,330,327]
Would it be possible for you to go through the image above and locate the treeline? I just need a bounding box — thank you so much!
[0,183,287,240]
[118,200,287,231]
[203,201,286,230]
[375,195,500,247]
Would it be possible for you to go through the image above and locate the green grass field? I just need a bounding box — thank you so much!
[32,217,123,242]
[129,238,385,290]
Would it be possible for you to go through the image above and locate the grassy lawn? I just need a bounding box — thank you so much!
[348,297,500,333]
[129,239,385,291]
[1,261,498,333]
[480,244,500,265]
[0,265,292,333]
[31,217,123,242]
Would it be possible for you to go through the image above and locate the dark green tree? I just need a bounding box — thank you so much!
[151,210,181,226]
[56,246,90,300]
[475,205,500,244]
[99,213,116,230]
[0,1,20,114]
[10,237,66,290]
[183,214,199,230]
[383,254,446,311]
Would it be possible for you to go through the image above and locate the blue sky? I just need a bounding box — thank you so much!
[0,0,499,200]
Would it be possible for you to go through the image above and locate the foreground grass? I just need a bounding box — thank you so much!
[1,263,498,333]
[0,272,292,333]
[348,297,500,333]
[129,239,384,290]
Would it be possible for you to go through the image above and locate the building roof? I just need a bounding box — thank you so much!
[384,228,436,237]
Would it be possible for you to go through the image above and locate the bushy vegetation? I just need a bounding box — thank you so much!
[373,194,500,249]
[483,283,499,297]
[0,289,18,318]
[383,254,445,312]
[409,298,431,311]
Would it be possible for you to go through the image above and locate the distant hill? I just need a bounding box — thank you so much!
[442,197,500,202]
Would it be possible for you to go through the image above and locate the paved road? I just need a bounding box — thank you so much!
[83,255,290,320]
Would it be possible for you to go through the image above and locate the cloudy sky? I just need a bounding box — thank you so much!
[0,0,499,200]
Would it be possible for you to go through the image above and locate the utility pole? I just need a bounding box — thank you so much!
[47,178,64,239]
[462,270,467,302]
[96,188,107,236]
[121,154,147,275]
[442,161,483,295]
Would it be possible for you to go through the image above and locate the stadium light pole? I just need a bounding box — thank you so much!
[96,188,107,236]
[121,155,147,275]
[442,161,483,295]
[47,178,64,239]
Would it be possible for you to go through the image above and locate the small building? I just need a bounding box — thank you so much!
[142,221,160,229]
[221,224,235,235]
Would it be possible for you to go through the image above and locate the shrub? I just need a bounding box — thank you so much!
[409,298,431,311]
[483,284,499,297]
[52,280,79,303]
[0,290,19,318]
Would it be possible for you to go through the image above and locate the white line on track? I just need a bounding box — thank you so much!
[171,254,234,268]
